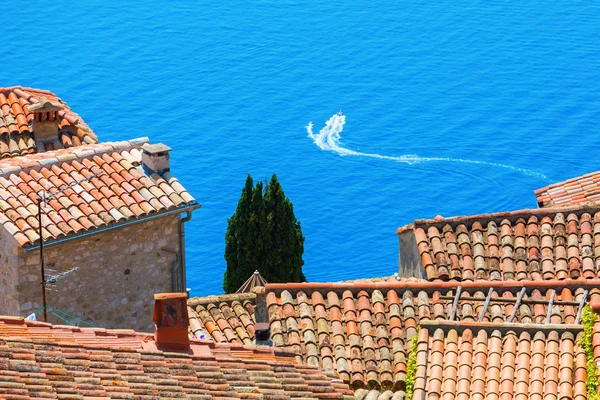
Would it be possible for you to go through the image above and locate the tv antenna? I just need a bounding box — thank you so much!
[37,168,105,322]
[44,266,80,289]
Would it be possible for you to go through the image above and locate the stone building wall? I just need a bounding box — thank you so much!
[13,214,182,331]
[0,227,20,316]
[398,229,425,279]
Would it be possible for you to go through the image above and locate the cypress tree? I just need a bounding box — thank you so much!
[264,174,305,283]
[223,175,254,293]
[223,174,305,293]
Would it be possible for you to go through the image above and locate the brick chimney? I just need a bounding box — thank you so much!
[152,293,190,351]
[28,97,65,151]
[142,143,171,175]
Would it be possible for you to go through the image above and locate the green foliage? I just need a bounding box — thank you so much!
[580,304,600,400]
[405,331,419,399]
[224,174,305,293]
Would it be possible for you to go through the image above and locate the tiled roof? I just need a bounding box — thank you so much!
[0,86,97,158]
[0,138,196,247]
[410,320,591,400]
[535,170,600,208]
[397,205,600,282]
[188,280,598,397]
[0,315,354,399]
[0,315,147,348]
[338,276,411,284]
[188,293,257,345]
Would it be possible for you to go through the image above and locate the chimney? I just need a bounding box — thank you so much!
[152,293,190,352]
[142,143,171,175]
[251,287,273,346]
[254,322,272,346]
[28,97,65,151]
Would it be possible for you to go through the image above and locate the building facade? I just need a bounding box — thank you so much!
[0,86,198,331]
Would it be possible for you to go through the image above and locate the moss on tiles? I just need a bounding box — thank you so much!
[405,329,419,400]
[580,304,599,400]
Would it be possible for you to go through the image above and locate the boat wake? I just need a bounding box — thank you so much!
[306,113,548,180]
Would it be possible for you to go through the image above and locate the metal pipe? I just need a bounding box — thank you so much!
[574,289,589,324]
[449,286,462,321]
[439,294,582,306]
[179,209,197,293]
[37,195,48,323]
[545,290,556,324]
[507,287,527,323]
[478,287,494,322]
[23,203,200,253]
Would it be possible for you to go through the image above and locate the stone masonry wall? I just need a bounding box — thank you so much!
[398,229,425,279]
[0,227,20,316]
[14,214,181,332]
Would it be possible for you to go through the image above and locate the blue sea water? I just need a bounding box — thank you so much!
[4,1,600,296]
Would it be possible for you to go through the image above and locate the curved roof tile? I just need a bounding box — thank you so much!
[535,171,600,208]
[0,86,97,158]
[398,205,600,282]
[188,281,596,397]
[0,138,197,246]
[0,315,354,399]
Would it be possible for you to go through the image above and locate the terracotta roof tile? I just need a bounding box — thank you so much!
[0,315,353,399]
[411,322,587,400]
[398,205,600,282]
[0,139,197,246]
[0,86,98,159]
[536,170,600,208]
[188,280,596,396]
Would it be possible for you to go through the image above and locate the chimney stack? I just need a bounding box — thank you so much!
[28,97,65,151]
[251,287,273,346]
[254,322,272,346]
[142,143,171,175]
[153,293,190,352]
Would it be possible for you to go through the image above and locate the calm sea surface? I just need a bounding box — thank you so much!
[4,1,600,295]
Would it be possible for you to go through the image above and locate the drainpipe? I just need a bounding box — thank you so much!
[179,208,198,293]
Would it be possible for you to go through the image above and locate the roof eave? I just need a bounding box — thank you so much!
[23,202,201,253]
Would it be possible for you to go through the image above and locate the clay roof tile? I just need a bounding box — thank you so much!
[0,140,196,246]
[0,314,351,398]
[189,280,593,397]
[0,87,97,159]
[536,171,600,208]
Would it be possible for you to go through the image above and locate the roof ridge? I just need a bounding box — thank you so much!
[20,86,55,95]
[0,85,23,93]
[264,278,600,293]
[0,137,149,177]
[188,291,257,307]
[0,85,56,95]
[396,203,600,233]
[18,316,142,336]
[207,339,298,357]
[0,315,146,349]
[1,315,301,359]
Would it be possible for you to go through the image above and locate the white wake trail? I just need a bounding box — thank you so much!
[307,113,548,180]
